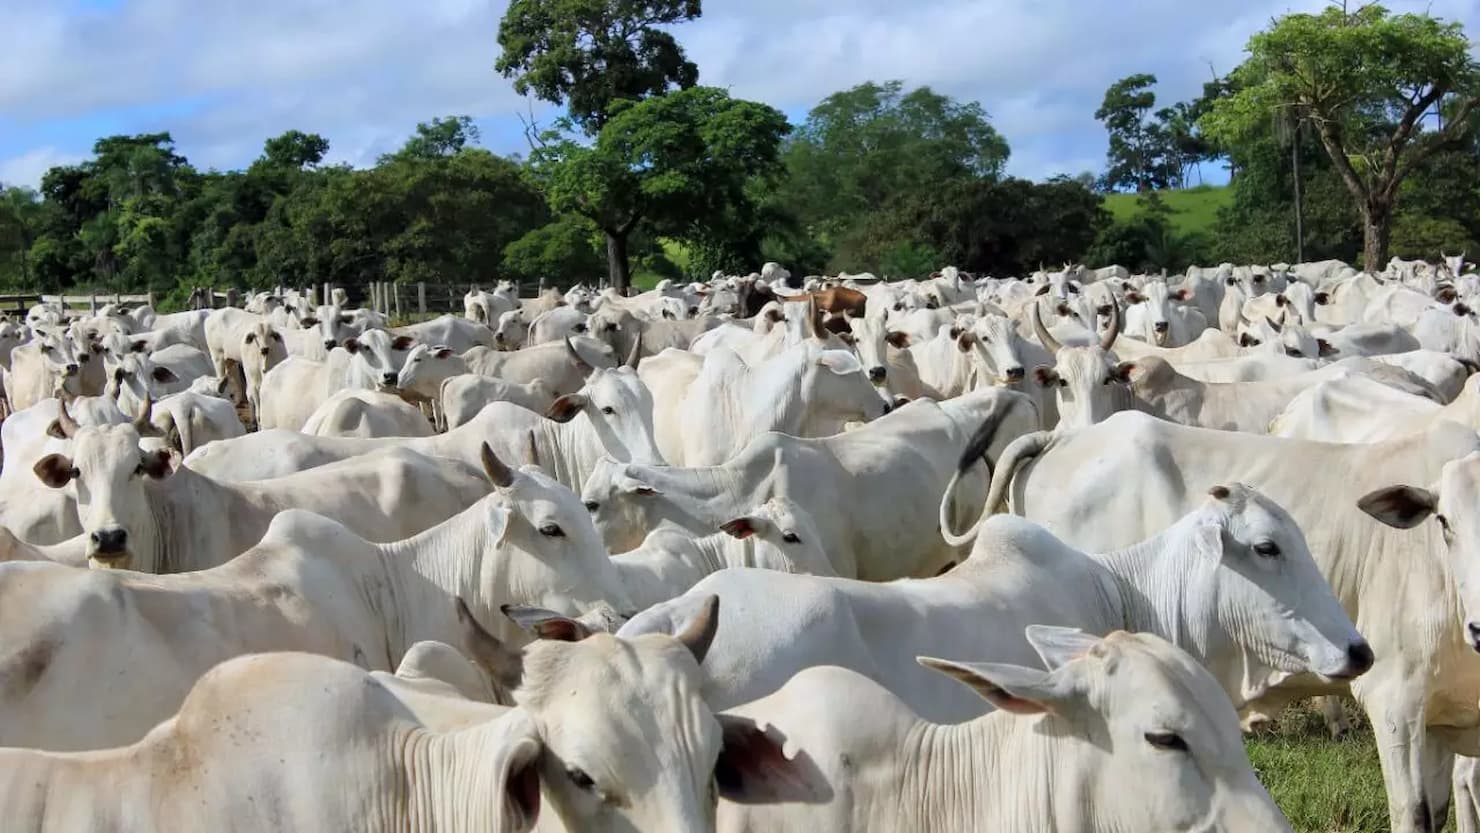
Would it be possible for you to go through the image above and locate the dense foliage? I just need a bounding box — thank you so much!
[1,2,1477,300]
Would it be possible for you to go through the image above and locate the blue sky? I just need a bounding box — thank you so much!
[3,0,1478,189]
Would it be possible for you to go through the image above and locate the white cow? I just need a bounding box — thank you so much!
[1123,281,1207,347]
[952,411,1480,833]
[35,422,490,572]
[302,389,434,438]
[256,329,415,431]
[392,313,494,353]
[0,448,633,750]
[670,342,888,466]
[719,630,1293,833]
[582,391,1038,580]
[148,387,245,455]
[442,374,558,430]
[0,614,806,833]
[463,336,616,396]
[5,330,86,411]
[626,486,1364,718]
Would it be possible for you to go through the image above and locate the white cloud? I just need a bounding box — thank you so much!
[0,147,85,190]
[1,0,1477,186]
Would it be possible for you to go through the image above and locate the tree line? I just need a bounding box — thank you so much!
[0,1,1476,305]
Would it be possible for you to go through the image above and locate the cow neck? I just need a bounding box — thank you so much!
[902,711,1063,830]
[149,466,241,574]
[0,747,137,829]
[401,710,537,833]
[610,532,733,611]
[1093,513,1218,674]
[372,501,494,655]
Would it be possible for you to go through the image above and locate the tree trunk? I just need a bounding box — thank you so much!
[1361,201,1392,273]
[605,229,631,294]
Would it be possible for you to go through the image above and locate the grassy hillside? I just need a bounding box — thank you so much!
[1104,184,1231,237]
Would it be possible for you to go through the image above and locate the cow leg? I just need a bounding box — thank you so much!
[1319,695,1353,740]
[1457,757,1480,833]
[1361,680,1440,833]
[1420,735,1454,829]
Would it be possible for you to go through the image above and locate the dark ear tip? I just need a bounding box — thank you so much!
[1209,485,1231,500]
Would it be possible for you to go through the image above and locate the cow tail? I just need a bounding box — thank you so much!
[939,428,1052,548]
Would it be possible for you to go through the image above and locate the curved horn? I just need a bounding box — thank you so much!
[624,335,641,369]
[674,595,720,664]
[1031,303,1062,353]
[563,337,593,373]
[479,442,515,489]
[1099,301,1121,351]
[53,394,80,439]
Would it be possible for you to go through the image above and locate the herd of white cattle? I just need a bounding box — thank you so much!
[0,253,1478,831]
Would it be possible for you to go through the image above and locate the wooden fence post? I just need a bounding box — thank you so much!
[322,283,331,308]
[417,282,427,318]
[393,282,402,321]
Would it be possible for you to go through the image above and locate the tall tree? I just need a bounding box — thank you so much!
[777,80,1009,269]
[1202,5,1480,269]
[381,117,480,162]
[528,86,788,289]
[0,185,43,285]
[1095,74,1178,192]
[260,130,330,170]
[496,0,701,135]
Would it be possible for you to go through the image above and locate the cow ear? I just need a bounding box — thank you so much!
[342,338,361,354]
[1126,291,1146,304]
[34,454,77,488]
[151,366,178,384]
[455,598,523,691]
[299,316,319,328]
[955,331,976,353]
[719,517,760,539]
[1316,339,1338,357]
[884,331,911,349]
[715,715,833,805]
[916,656,1069,715]
[131,340,147,353]
[112,367,128,384]
[1033,366,1059,387]
[544,394,587,423]
[662,308,675,320]
[434,347,454,359]
[501,604,594,642]
[1173,288,1190,301]
[139,449,174,479]
[1313,292,1329,305]
[391,335,415,351]
[1239,333,1261,347]
[1034,284,1051,296]
[1358,485,1437,529]
[1025,625,1103,671]
[1110,361,1136,383]
[835,332,856,346]
[497,730,542,833]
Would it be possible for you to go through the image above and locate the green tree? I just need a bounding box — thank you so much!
[1095,74,1178,192]
[260,130,330,170]
[503,213,606,284]
[529,86,788,290]
[0,185,43,285]
[496,0,701,134]
[381,117,480,163]
[780,80,1009,246]
[1202,5,1480,269]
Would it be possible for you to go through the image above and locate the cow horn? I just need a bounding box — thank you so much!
[53,395,80,439]
[526,430,541,468]
[563,337,592,373]
[1099,301,1121,352]
[674,595,720,664]
[624,335,641,369]
[479,442,515,488]
[1031,303,1062,353]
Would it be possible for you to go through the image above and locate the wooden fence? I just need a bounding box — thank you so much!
[0,292,154,317]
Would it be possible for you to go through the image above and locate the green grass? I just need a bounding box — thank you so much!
[1103,184,1232,237]
[1247,699,1444,832]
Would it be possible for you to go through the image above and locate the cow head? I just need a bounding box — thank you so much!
[494,309,528,351]
[240,322,288,376]
[844,316,912,389]
[30,330,85,397]
[921,628,1292,832]
[1360,451,1480,652]
[395,343,461,402]
[545,365,666,466]
[719,496,830,572]
[1125,281,1191,347]
[301,304,357,351]
[580,458,669,553]
[104,352,179,419]
[34,416,169,571]
[1169,484,1371,700]
[460,595,826,832]
[799,346,891,431]
[956,312,1027,386]
[1031,304,1131,428]
[464,444,634,645]
[340,328,415,390]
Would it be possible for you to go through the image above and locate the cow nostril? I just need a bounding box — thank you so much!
[260,349,270,357]
[868,367,887,382]
[1153,322,1170,332]
[324,340,337,349]
[92,529,127,554]
[65,364,79,374]
[1346,641,1375,674]
[1005,366,1025,381]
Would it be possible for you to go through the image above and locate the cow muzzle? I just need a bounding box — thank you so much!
[323,339,338,350]
[867,366,887,383]
[1328,640,1375,679]
[88,528,130,567]
[1468,622,1480,654]
[1153,321,1170,333]
[1003,366,1025,382]
[380,372,398,387]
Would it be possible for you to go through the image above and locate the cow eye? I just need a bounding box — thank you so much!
[1145,731,1189,752]
[566,767,595,791]
[538,523,565,538]
[1437,514,1452,533]
[600,406,615,415]
[583,500,600,512]
[1285,348,1303,357]
[1253,541,1281,558]
[1057,378,1068,388]
[782,531,801,544]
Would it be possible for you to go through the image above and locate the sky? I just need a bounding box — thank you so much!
[3,0,1478,190]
